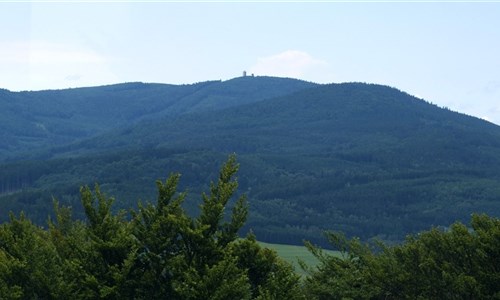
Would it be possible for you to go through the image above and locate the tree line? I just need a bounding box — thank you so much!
[1,155,499,299]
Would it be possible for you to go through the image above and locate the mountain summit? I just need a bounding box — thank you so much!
[1,77,500,245]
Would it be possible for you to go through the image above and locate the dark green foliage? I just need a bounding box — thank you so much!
[3,79,500,245]
[229,234,304,299]
[0,155,302,299]
[0,77,315,160]
[2,155,500,299]
[0,213,67,299]
[303,214,500,299]
[198,154,248,248]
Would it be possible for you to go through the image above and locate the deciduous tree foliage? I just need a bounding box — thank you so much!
[303,213,500,299]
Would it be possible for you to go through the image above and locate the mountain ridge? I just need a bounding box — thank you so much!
[1,77,500,246]
[1,76,316,161]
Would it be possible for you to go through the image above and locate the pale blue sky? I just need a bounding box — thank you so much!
[1,2,500,124]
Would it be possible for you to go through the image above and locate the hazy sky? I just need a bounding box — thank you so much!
[1,2,500,124]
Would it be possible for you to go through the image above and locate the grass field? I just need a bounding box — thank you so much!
[257,241,341,276]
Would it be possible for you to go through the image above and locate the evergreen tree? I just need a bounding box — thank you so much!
[0,154,303,299]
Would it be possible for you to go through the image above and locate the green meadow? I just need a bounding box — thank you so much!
[258,241,341,275]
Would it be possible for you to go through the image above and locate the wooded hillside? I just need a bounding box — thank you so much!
[2,77,500,245]
[1,157,499,299]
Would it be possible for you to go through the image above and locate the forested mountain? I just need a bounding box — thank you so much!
[2,77,500,246]
[3,158,498,298]
[0,77,316,161]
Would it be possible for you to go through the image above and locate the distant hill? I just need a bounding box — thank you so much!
[1,78,500,246]
[0,77,316,161]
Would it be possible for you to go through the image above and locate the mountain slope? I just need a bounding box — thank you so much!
[61,82,500,167]
[1,80,500,246]
[0,77,316,161]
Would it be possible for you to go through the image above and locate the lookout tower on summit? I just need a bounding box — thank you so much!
[242,71,254,77]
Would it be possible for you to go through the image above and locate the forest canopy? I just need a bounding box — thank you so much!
[1,156,499,299]
[3,80,500,246]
